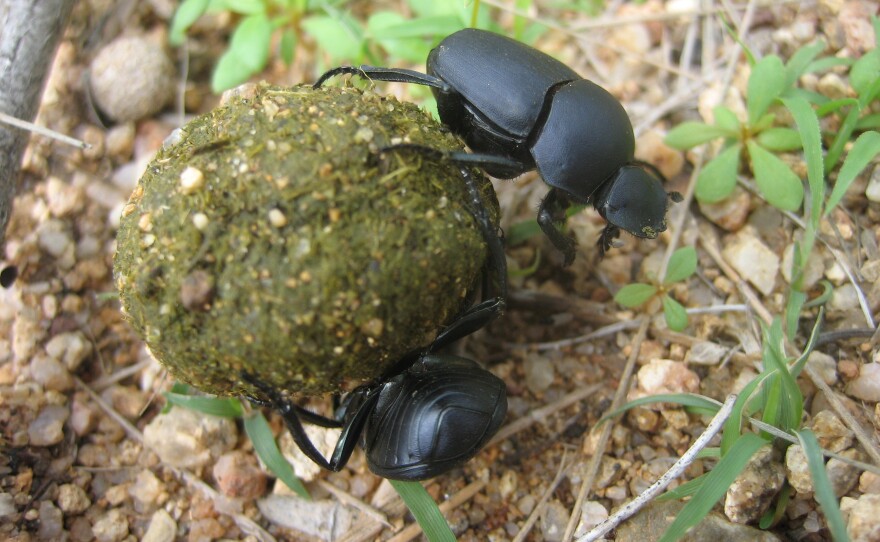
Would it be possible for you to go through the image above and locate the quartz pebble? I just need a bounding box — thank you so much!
[44,331,92,371]
[56,483,91,514]
[635,359,700,395]
[785,444,813,494]
[29,353,73,391]
[846,363,880,402]
[130,469,164,509]
[28,404,70,446]
[721,231,780,296]
[143,407,237,469]
[810,410,853,453]
[540,500,570,542]
[258,493,354,540]
[142,509,177,542]
[725,446,784,523]
[842,493,880,542]
[92,508,129,542]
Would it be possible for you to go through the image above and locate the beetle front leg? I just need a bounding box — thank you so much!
[314,66,452,93]
[537,188,577,266]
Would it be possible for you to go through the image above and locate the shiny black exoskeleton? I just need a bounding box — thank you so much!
[315,28,680,264]
[246,167,508,481]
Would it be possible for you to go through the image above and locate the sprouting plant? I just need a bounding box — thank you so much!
[604,21,880,541]
[614,246,697,332]
[169,0,546,94]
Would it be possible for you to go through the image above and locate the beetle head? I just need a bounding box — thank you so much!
[594,164,673,240]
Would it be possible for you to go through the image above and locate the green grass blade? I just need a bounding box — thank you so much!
[389,480,455,542]
[721,372,773,455]
[163,392,245,418]
[760,319,803,433]
[243,411,311,499]
[796,430,850,541]
[783,40,827,88]
[658,434,767,542]
[781,96,824,218]
[597,394,722,426]
[657,472,709,502]
[790,307,824,377]
[826,131,880,214]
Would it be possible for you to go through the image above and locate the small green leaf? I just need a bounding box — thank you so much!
[302,14,364,62]
[662,295,688,331]
[826,131,880,214]
[367,11,435,64]
[389,480,456,542]
[228,13,272,71]
[163,392,245,418]
[214,0,266,14]
[663,246,697,285]
[371,14,463,39]
[751,112,776,133]
[664,122,734,150]
[169,0,210,45]
[713,106,741,133]
[243,412,311,499]
[614,283,658,308]
[695,144,741,203]
[211,50,256,93]
[755,127,802,152]
[280,28,297,65]
[746,140,804,211]
[747,55,786,126]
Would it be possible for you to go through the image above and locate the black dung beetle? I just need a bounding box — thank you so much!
[315,28,681,264]
[247,165,510,481]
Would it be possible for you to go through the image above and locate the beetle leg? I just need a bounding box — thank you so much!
[597,224,621,258]
[381,143,527,179]
[537,188,577,266]
[240,371,381,474]
[314,65,452,93]
[429,165,508,351]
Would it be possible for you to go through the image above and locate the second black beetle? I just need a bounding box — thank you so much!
[316,28,680,264]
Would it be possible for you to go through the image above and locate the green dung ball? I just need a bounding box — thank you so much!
[114,83,499,397]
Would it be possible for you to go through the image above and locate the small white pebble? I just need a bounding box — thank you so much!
[179,166,205,194]
[192,212,209,230]
[268,208,287,228]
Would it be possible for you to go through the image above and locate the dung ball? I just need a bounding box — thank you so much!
[114,83,498,398]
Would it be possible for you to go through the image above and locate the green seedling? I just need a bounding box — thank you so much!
[614,246,697,332]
